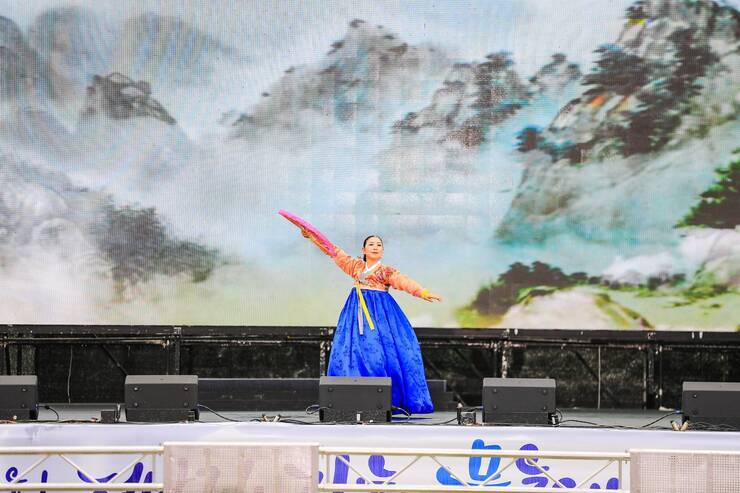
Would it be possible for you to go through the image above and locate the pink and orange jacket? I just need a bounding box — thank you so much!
[331,247,428,299]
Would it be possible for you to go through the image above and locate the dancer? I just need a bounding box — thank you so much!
[280,210,441,414]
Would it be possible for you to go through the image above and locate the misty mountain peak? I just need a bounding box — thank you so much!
[498,0,739,244]
[393,52,579,148]
[0,16,52,101]
[0,16,25,49]
[530,53,582,94]
[231,21,447,134]
[81,73,176,124]
[518,0,739,164]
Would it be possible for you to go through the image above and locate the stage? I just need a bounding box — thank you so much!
[3,326,740,491]
[1,406,739,490]
[23,404,699,427]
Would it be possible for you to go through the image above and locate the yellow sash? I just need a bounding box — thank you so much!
[354,285,375,335]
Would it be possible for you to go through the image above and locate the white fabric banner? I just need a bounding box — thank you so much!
[1,423,738,490]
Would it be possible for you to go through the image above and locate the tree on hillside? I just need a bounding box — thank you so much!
[667,27,718,100]
[620,82,680,155]
[515,126,543,152]
[626,1,648,20]
[472,51,514,112]
[678,151,740,229]
[583,44,650,96]
[470,262,589,316]
[622,28,718,156]
[92,203,219,288]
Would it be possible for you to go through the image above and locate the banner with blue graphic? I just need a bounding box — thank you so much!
[1,423,738,490]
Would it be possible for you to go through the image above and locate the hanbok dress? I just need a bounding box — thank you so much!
[325,247,434,414]
[278,210,433,414]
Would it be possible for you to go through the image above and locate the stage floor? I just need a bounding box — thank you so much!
[34,404,684,430]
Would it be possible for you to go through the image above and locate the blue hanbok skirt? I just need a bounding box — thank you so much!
[327,288,434,414]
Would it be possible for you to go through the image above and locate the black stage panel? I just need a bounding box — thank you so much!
[2,325,740,410]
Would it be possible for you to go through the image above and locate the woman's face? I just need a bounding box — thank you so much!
[363,236,384,263]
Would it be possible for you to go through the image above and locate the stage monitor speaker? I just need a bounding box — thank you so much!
[682,382,740,429]
[319,376,391,422]
[482,377,556,424]
[0,375,38,420]
[125,375,199,422]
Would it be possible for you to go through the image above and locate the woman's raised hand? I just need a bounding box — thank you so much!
[423,292,442,302]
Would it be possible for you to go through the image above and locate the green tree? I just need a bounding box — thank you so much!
[666,28,718,100]
[472,52,515,112]
[620,83,679,155]
[470,262,595,316]
[678,152,740,229]
[583,44,650,96]
[622,28,718,156]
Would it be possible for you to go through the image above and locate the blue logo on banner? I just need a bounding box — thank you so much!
[4,466,48,493]
[5,442,620,490]
[318,454,398,488]
[436,439,511,487]
[77,462,153,493]
[316,441,620,489]
[516,443,619,490]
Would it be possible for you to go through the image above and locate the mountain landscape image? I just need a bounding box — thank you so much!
[0,0,738,330]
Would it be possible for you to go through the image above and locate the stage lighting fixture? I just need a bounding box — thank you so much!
[124,375,199,422]
[318,376,391,422]
[0,375,38,420]
[682,381,740,429]
[482,377,556,425]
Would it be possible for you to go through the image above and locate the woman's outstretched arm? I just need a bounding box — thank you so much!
[385,268,442,302]
[298,227,363,277]
[332,247,364,278]
[280,210,363,278]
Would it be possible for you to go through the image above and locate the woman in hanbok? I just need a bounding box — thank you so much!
[280,211,441,414]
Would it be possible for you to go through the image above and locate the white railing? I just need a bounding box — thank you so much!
[0,446,163,492]
[0,444,629,492]
[318,446,628,493]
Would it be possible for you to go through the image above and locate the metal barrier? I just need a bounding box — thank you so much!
[0,446,163,492]
[0,443,629,492]
[318,446,629,493]
[26,442,740,493]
